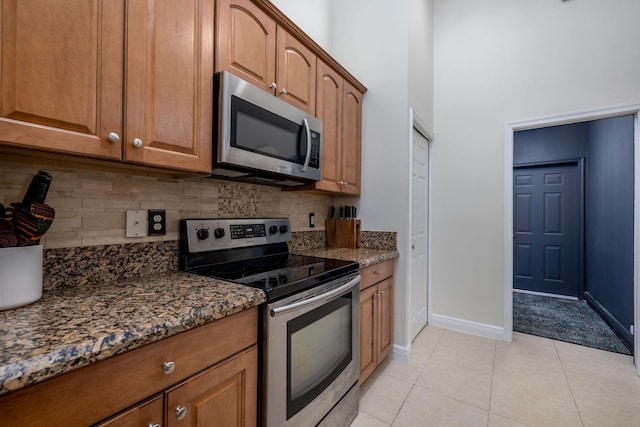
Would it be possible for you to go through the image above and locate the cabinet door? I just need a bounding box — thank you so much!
[166,346,258,427]
[276,28,316,114]
[377,278,394,363]
[0,0,123,159]
[217,0,277,93]
[359,285,378,385]
[340,81,362,195]
[314,61,343,193]
[94,395,163,427]
[125,0,213,172]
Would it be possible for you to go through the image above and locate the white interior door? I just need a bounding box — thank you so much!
[410,127,429,341]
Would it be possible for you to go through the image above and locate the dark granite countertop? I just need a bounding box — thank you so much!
[0,272,266,397]
[294,247,399,267]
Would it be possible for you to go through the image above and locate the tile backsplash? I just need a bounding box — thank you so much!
[0,160,331,248]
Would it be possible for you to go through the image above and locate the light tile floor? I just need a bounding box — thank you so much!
[352,325,640,427]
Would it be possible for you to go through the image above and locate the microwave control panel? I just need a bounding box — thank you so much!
[310,132,320,169]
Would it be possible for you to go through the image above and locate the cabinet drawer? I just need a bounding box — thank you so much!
[0,307,258,427]
[359,259,395,291]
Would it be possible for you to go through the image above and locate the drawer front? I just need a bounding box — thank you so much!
[0,307,258,427]
[359,259,395,291]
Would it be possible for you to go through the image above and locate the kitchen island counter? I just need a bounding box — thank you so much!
[0,272,265,397]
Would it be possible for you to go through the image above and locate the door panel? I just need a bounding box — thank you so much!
[276,28,316,114]
[216,0,276,92]
[0,0,123,159]
[340,82,362,195]
[410,128,429,341]
[514,163,581,297]
[125,0,213,172]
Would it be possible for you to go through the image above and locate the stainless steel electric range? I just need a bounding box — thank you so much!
[179,218,361,427]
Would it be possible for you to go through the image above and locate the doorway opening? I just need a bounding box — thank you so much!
[504,105,640,367]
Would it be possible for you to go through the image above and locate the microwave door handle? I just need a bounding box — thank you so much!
[300,118,312,172]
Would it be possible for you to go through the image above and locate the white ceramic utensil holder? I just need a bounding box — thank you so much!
[0,245,43,310]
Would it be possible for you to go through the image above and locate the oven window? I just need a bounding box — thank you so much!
[231,96,306,164]
[286,293,352,419]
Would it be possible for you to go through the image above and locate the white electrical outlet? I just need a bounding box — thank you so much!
[126,210,147,237]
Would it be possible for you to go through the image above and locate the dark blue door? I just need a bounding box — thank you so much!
[514,163,582,297]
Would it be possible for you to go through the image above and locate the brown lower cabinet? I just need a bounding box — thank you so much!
[0,308,258,427]
[359,259,395,384]
[97,347,258,427]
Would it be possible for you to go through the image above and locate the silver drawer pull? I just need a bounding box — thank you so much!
[175,405,188,420]
[148,424,161,427]
[162,361,176,374]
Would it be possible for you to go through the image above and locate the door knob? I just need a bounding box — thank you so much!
[132,138,144,148]
[162,361,176,374]
[175,405,188,420]
[269,82,277,89]
[280,88,287,95]
[107,132,120,144]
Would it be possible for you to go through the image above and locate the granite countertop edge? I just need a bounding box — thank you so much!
[0,272,266,397]
[294,247,400,267]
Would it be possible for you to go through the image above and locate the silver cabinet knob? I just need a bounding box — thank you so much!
[269,82,277,89]
[148,424,161,427]
[380,290,385,295]
[107,132,120,144]
[280,88,287,95]
[374,271,382,275]
[132,138,144,148]
[175,405,188,420]
[162,361,176,374]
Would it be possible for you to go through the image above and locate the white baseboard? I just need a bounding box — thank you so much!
[389,343,410,363]
[430,313,507,341]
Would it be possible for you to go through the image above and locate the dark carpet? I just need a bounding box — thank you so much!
[513,292,631,355]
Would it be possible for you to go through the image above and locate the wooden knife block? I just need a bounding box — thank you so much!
[326,219,361,249]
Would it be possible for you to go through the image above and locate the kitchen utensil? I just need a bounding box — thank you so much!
[21,171,52,209]
[329,206,335,218]
[339,206,344,218]
[28,202,55,245]
[0,230,17,248]
[353,206,357,218]
[13,208,40,246]
[345,206,351,218]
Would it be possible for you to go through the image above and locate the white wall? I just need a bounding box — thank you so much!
[331,0,418,352]
[269,0,434,351]
[432,0,640,328]
[270,0,333,52]
[409,0,434,126]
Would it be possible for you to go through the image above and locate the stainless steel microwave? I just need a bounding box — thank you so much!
[211,71,322,186]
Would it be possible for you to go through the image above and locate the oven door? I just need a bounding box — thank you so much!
[264,273,360,427]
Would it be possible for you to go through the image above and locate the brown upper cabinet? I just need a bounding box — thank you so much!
[312,61,362,195]
[216,0,317,114]
[0,0,213,173]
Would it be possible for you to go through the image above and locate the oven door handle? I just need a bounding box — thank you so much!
[270,275,360,317]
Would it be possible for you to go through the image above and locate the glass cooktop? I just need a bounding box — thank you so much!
[190,253,358,301]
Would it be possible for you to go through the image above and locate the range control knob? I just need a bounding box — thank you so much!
[279,224,289,234]
[196,228,209,240]
[214,228,225,239]
[269,225,278,234]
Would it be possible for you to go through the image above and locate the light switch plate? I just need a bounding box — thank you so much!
[126,210,147,237]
